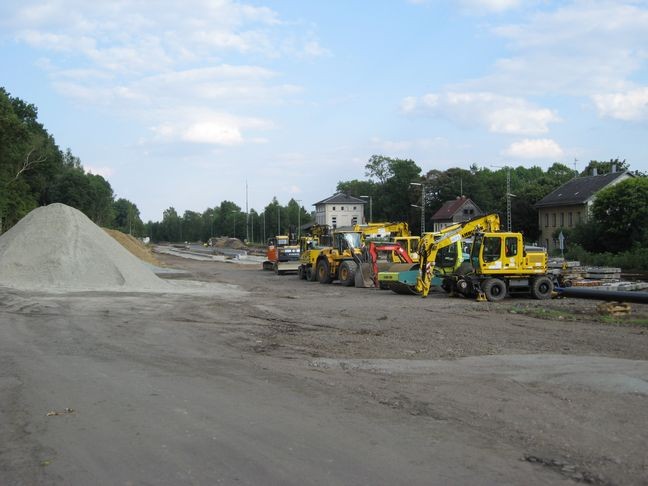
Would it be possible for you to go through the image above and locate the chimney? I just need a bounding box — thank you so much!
[592,167,598,176]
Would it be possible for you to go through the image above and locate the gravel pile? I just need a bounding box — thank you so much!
[0,203,169,292]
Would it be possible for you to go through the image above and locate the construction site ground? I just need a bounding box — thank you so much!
[2,253,648,485]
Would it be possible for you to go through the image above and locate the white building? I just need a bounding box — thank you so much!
[313,194,367,228]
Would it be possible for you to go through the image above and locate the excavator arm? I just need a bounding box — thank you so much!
[416,213,501,297]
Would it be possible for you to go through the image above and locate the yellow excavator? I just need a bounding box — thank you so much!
[382,213,555,301]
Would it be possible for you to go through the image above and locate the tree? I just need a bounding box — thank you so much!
[113,198,143,236]
[360,155,422,226]
[589,177,648,252]
[580,158,630,177]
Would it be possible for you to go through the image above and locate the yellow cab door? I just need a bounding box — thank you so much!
[475,233,522,274]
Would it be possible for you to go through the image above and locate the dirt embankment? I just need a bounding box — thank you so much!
[104,228,163,266]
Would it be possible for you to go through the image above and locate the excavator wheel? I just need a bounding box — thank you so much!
[338,261,355,287]
[531,276,553,300]
[482,278,507,302]
[317,259,332,284]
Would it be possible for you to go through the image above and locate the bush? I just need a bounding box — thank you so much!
[565,244,648,271]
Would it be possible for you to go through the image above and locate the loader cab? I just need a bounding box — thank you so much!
[334,232,362,253]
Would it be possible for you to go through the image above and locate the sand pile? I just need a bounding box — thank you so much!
[0,203,169,292]
[104,228,164,267]
[212,237,247,250]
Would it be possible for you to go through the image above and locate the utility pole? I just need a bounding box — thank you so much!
[409,182,426,233]
[296,200,302,239]
[491,165,514,231]
[245,179,249,242]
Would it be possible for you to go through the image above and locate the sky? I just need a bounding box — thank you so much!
[1,0,647,221]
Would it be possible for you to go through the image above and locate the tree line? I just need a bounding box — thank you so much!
[0,88,143,236]
[3,87,646,264]
[146,198,313,244]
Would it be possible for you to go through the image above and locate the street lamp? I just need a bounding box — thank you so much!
[359,195,372,223]
[409,182,426,233]
[296,199,302,239]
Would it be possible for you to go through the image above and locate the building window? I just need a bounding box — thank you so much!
[351,216,358,225]
[577,212,582,224]
[353,206,357,210]
[568,212,573,227]
[341,206,344,210]
[552,213,556,227]
[544,214,549,227]
[560,213,564,226]
[331,216,337,228]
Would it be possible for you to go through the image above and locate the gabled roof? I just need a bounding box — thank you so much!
[313,193,367,206]
[534,171,631,208]
[431,196,481,221]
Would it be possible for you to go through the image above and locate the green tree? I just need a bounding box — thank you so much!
[580,158,630,177]
[363,155,422,226]
[589,177,648,252]
[113,198,143,236]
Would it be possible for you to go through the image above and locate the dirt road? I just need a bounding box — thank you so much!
[1,255,647,485]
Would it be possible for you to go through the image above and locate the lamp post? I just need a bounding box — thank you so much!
[409,182,426,233]
[296,199,302,239]
[360,195,372,223]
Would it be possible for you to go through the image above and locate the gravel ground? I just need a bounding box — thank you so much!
[1,254,647,485]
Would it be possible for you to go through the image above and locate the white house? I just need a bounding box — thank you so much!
[313,193,367,228]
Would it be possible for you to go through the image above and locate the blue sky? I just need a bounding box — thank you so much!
[1,0,647,221]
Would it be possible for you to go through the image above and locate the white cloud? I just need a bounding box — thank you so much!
[503,138,564,159]
[402,91,560,135]
[459,0,523,13]
[479,1,648,96]
[592,87,648,121]
[5,0,324,146]
[150,109,273,146]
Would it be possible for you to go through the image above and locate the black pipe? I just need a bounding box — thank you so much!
[556,287,648,304]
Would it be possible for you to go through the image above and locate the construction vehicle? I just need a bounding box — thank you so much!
[442,231,554,301]
[262,229,300,275]
[313,229,364,286]
[378,214,500,295]
[359,241,414,288]
[354,221,420,263]
[297,235,321,281]
[380,213,556,301]
[298,221,417,287]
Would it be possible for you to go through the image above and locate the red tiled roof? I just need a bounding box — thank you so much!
[431,196,475,220]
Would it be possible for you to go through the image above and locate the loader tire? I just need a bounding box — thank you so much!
[339,261,355,287]
[482,278,507,302]
[307,266,318,282]
[531,276,553,300]
[298,266,305,280]
[317,259,332,284]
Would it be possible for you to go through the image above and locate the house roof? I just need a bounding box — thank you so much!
[534,171,631,208]
[313,193,367,206]
[431,196,481,221]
